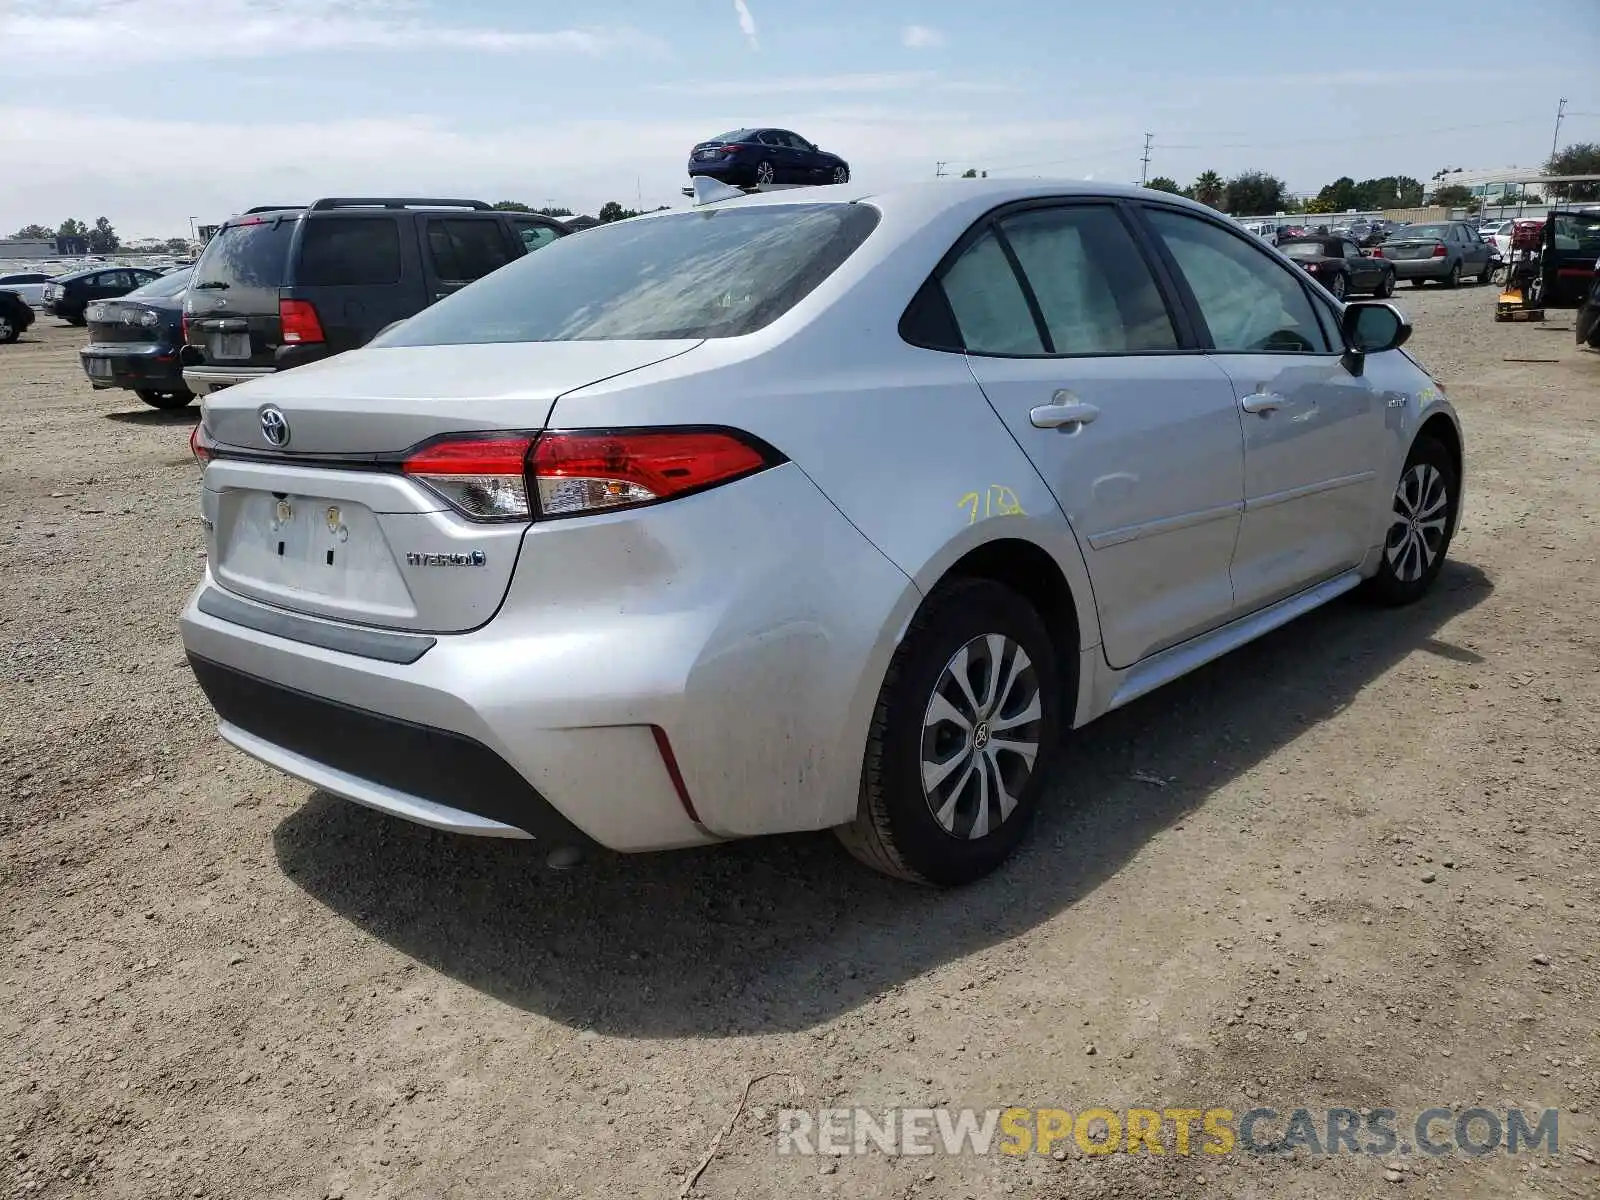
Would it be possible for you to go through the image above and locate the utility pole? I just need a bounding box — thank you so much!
[1550,97,1567,161]
[1139,133,1153,186]
[935,161,948,179]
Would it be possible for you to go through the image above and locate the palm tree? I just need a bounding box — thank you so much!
[1191,170,1225,209]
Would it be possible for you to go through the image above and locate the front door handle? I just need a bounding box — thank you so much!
[1030,400,1100,429]
[1240,391,1287,414]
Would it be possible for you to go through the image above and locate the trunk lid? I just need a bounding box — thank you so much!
[200,338,702,633]
[1383,239,1443,259]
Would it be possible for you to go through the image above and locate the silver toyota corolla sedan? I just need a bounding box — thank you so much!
[180,179,1463,886]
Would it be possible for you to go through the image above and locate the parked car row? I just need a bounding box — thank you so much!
[1279,235,1396,299]
[80,266,195,408]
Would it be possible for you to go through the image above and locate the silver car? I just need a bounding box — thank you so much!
[180,180,1464,886]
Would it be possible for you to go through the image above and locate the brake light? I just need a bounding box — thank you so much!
[403,436,534,521]
[279,298,324,343]
[529,429,778,518]
[1432,244,1448,257]
[1370,247,1384,258]
[181,313,189,341]
[189,422,214,468]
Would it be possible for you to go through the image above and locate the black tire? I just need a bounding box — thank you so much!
[1360,435,1459,607]
[135,388,194,409]
[1329,273,1348,300]
[835,579,1064,886]
[831,165,849,184]
[1476,262,1494,285]
[0,316,18,344]
[1441,261,1462,288]
[754,160,776,186]
[1374,270,1395,299]
[66,314,87,326]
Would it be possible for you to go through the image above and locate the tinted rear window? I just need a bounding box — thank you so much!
[296,217,402,286]
[384,203,881,345]
[1398,224,1449,240]
[194,219,295,289]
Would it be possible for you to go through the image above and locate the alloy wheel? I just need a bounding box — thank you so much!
[1385,463,1450,583]
[0,317,13,341]
[920,633,1043,840]
[755,161,775,185]
[1330,275,1347,299]
[832,166,848,184]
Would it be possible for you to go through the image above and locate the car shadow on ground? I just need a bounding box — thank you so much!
[273,562,1491,1038]
[103,407,199,426]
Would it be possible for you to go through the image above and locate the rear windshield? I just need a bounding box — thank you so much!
[1398,224,1449,240]
[194,218,295,289]
[126,267,193,299]
[383,202,881,344]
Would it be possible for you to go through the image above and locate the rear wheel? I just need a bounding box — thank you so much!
[0,315,17,343]
[1477,262,1494,284]
[831,165,849,184]
[836,579,1063,886]
[1360,436,1458,607]
[1374,270,1395,298]
[1328,273,1348,300]
[754,160,776,185]
[1442,261,1462,288]
[135,388,194,409]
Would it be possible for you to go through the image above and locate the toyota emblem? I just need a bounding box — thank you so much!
[259,406,290,448]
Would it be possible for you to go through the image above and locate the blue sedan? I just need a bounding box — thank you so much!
[687,128,850,187]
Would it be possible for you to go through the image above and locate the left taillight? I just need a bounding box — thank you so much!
[189,422,214,468]
[399,428,782,523]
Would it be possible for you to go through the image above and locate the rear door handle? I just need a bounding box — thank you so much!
[1029,400,1100,429]
[1240,391,1287,414]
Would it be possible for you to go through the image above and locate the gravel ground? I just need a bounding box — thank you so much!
[3,288,1598,1200]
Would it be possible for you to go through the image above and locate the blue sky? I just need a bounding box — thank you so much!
[1,0,1596,238]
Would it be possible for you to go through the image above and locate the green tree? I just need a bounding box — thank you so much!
[1190,170,1225,208]
[1144,176,1182,194]
[87,216,120,254]
[1351,175,1424,209]
[597,201,642,223]
[1223,170,1287,216]
[163,237,192,254]
[491,200,533,212]
[57,217,89,239]
[536,206,574,217]
[10,223,55,240]
[958,168,989,179]
[1544,142,1600,202]
[1312,176,1358,212]
[1430,183,1473,208]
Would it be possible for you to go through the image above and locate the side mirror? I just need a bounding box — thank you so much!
[1341,301,1411,374]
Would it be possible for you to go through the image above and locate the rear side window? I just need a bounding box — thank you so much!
[510,219,562,254]
[995,206,1178,354]
[385,202,881,344]
[426,219,515,285]
[296,217,402,286]
[194,219,294,289]
[939,230,1044,355]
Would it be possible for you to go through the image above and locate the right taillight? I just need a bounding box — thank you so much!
[1432,244,1448,257]
[399,428,782,523]
[279,298,325,343]
[529,429,778,518]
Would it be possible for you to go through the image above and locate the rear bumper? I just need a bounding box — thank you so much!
[184,365,276,396]
[178,463,917,851]
[80,344,185,391]
[1388,256,1454,279]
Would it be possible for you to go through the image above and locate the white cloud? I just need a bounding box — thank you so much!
[0,0,658,67]
[902,24,945,49]
[732,0,759,50]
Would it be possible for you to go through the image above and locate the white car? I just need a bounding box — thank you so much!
[0,272,55,306]
[180,179,1464,885]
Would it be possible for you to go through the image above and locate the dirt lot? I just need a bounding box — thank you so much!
[3,290,1598,1200]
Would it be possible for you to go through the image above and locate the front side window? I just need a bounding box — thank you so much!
[296,217,402,286]
[385,202,880,344]
[995,205,1178,354]
[1144,208,1331,354]
[100,271,132,289]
